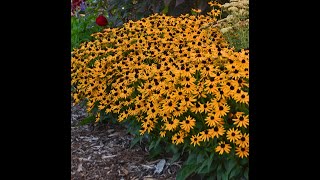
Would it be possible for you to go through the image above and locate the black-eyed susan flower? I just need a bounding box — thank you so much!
[180,116,196,133]
[210,126,225,138]
[234,91,249,104]
[233,114,249,128]
[173,105,184,117]
[205,113,223,127]
[236,133,249,148]
[190,102,205,114]
[172,131,185,145]
[164,118,180,131]
[161,98,176,113]
[180,95,197,108]
[215,103,230,117]
[226,128,241,143]
[160,130,166,138]
[200,129,212,142]
[215,141,231,154]
[190,134,201,146]
[235,146,249,158]
[192,8,202,14]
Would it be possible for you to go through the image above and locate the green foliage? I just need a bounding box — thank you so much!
[78,115,95,126]
[223,23,249,51]
[71,12,104,50]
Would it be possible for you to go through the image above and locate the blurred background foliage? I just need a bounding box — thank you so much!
[71,0,234,49]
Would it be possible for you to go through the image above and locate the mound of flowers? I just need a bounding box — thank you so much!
[72,2,249,178]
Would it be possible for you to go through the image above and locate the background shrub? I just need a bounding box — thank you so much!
[212,0,249,51]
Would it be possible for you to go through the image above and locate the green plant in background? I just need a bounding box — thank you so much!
[71,1,249,179]
[223,24,248,52]
[71,15,104,50]
[71,0,107,50]
[212,0,249,51]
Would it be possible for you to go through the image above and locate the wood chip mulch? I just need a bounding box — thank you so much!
[71,104,182,180]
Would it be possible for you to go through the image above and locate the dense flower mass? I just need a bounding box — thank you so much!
[71,7,249,159]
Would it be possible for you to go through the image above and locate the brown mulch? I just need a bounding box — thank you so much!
[71,104,182,180]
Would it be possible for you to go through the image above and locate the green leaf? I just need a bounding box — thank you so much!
[162,5,169,14]
[163,0,173,6]
[176,165,198,180]
[166,144,179,154]
[154,137,161,148]
[239,158,248,166]
[197,153,205,164]
[78,115,95,126]
[185,153,197,165]
[217,164,225,180]
[169,152,180,164]
[243,167,249,180]
[149,145,162,158]
[149,140,156,151]
[196,158,210,174]
[224,158,237,178]
[229,166,241,179]
[130,136,141,149]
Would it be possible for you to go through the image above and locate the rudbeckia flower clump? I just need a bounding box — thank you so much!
[71,2,249,171]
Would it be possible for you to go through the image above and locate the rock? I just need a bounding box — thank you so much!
[154,159,166,174]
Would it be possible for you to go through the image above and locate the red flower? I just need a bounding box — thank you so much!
[96,15,108,26]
